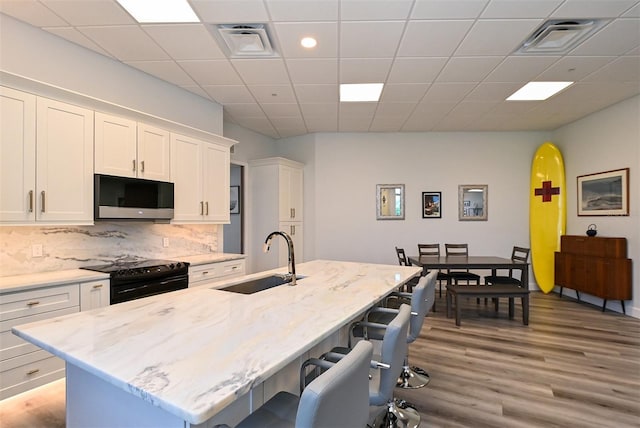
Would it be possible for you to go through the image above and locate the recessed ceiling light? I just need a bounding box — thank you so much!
[116,0,199,23]
[340,83,384,102]
[300,37,317,48]
[507,81,574,101]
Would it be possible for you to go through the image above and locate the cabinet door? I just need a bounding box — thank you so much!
[36,98,93,223]
[289,166,303,221]
[137,123,170,181]
[279,222,303,268]
[80,280,109,311]
[94,112,137,178]
[202,142,230,223]
[278,165,303,222]
[0,87,36,223]
[171,133,204,222]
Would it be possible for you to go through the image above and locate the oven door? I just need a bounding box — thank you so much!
[110,274,188,304]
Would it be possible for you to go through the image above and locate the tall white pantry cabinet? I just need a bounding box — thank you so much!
[250,157,303,273]
[0,87,93,225]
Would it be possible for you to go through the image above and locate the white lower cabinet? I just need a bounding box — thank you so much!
[0,278,109,400]
[189,259,246,287]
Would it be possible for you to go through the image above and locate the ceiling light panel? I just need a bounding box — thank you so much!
[340,83,384,102]
[507,81,574,100]
[116,0,199,23]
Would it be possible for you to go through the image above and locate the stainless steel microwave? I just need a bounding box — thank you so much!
[94,174,174,221]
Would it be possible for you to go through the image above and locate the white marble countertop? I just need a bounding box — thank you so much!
[13,260,421,424]
[0,269,110,293]
[179,252,245,266]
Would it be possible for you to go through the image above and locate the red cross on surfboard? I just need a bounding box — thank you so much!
[534,180,560,202]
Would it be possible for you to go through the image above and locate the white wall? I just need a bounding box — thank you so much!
[553,95,640,317]
[225,122,278,162]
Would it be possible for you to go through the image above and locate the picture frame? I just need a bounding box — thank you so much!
[422,192,441,218]
[230,186,240,214]
[577,168,629,216]
[376,184,405,220]
[458,184,488,221]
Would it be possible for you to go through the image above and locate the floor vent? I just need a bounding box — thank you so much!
[515,19,609,54]
[216,24,276,57]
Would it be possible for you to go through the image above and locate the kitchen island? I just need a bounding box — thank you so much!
[12,260,420,427]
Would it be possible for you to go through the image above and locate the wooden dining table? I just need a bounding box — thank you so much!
[408,255,529,287]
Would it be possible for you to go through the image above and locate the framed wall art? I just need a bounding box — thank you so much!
[422,192,441,218]
[458,185,487,221]
[577,168,629,216]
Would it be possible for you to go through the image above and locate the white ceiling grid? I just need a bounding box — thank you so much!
[0,0,638,138]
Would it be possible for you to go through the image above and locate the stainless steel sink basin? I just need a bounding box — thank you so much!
[221,275,306,295]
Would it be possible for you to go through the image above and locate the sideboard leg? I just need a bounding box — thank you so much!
[621,300,626,315]
[576,290,581,301]
[601,299,607,312]
[559,286,563,297]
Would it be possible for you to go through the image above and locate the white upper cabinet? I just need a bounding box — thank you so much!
[95,112,170,182]
[1,87,93,225]
[171,133,230,224]
[278,164,303,222]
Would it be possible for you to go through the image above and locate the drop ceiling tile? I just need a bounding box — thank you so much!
[178,60,242,85]
[397,20,474,56]
[375,102,416,116]
[485,56,560,82]
[369,116,407,132]
[265,0,338,21]
[248,84,297,103]
[339,102,378,116]
[338,114,373,131]
[40,0,134,25]
[466,82,523,101]
[570,18,640,55]
[287,59,338,84]
[231,58,290,84]
[78,25,169,61]
[233,117,278,138]
[551,0,639,18]
[403,103,457,130]
[190,0,269,23]
[300,103,338,116]
[411,0,489,19]
[449,100,500,116]
[305,115,338,132]
[203,85,255,103]
[380,83,430,102]
[294,84,339,103]
[270,116,305,128]
[623,3,640,17]
[277,128,308,138]
[481,0,563,18]
[387,57,448,83]
[583,56,640,81]
[535,56,617,80]
[436,57,504,82]
[423,83,477,103]
[341,0,413,20]
[340,58,393,83]
[180,85,211,99]
[141,24,224,60]
[223,103,265,117]
[455,19,542,55]
[261,103,302,117]
[0,1,69,27]
[44,27,113,57]
[274,22,338,58]
[628,46,640,54]
[124,60,197,86]
[340,21,404,58]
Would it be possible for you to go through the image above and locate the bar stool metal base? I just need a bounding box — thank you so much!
[371,399,420,428]
[397,365,430,389]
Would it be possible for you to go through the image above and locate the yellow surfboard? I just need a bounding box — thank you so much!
[530,142,566,293]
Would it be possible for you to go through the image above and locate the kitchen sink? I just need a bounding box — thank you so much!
[220,274,306,295]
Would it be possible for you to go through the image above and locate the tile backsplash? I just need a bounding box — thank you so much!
[0,223,218,276]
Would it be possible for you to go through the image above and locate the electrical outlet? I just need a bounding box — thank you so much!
[162,237,170,248]
[32,244,43,258]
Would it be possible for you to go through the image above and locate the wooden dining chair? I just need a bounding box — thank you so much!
[417,244,450,298]
[395,247,418,291]
[444,243,481,286]
[485,246,530,286]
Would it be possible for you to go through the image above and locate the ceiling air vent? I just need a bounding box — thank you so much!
[516,19,609,54]
[217,24,276,57]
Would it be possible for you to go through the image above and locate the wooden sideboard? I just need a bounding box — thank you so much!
[554,235,632,314]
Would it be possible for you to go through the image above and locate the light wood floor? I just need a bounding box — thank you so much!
[1,292,638,427]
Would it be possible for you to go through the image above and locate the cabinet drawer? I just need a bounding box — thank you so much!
[218,259,245,279]
[1,306,78,361]
[189,263,218,285]
[0,284,79,322]
[0,350,64,400]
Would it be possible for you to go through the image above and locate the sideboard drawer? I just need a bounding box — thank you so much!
[0,284,79,322]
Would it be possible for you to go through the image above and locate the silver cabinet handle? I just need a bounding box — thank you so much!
[141,160,145,173]
[202,271,209,275]
[26,368,40,376]
[28,190,34,212]
[27,301,40,307]
[92,284,103,289]
[132,159,136,172]
[290,225,295,235]
[200,201,204,215]
[40,191,45,212]
[292,208,295,219]
[205,201,209,215]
